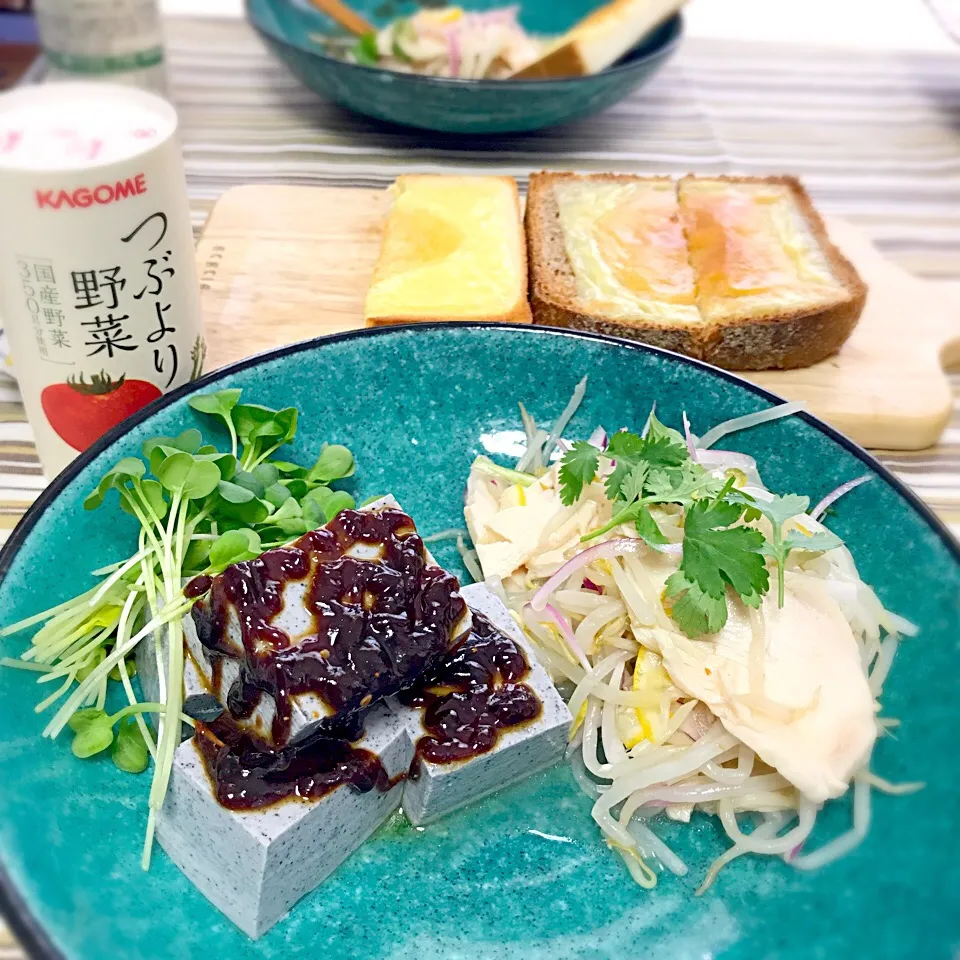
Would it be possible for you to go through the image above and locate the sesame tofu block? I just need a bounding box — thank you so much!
[391,583,571,826]
[187,496,470,748]
[155,703,412,940]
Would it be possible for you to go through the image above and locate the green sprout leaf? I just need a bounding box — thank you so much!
[274,519,310,537]
[143,429,202,465]
[193,451,237,481]
[209,529,263,571]
[264,482,292,508]
[109,657,137,683]
[156,451,193,491]
[182,460,221,500]
[217,479,256,505]
[183,538,212,574]
[216,479,271,524]
[230,469,265,498]
[233,404,278,443]
[111,718,149,774]
[269,498,303,523]
[68,707,107,734]
[320,490,355,522]
[76,647,106,682]
[139,479,169,520]
[85,457,146,510]
[271,460,307,476]
[70,709,115,759]
[155,452,221,500]
[308,444,355,484]
[273,408,299,446]
[252,463,280,489]
[188,389,242,426]
[281,478,308,499]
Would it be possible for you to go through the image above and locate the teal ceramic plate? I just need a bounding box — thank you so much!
[1,324,958,960]
[245,0,682,133]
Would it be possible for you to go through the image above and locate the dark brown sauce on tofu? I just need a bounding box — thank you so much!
[188,508,468,746]
[399,612,542,766]
[194,713,400,810]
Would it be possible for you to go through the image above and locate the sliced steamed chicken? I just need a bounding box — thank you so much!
[644,577,878,804]
[464,458,609,584]
[464,456,879,804]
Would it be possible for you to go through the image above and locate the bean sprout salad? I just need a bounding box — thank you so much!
[319,6,543,79]
[452,381,922,891]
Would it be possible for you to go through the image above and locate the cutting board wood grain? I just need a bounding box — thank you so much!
[196,185,960,450]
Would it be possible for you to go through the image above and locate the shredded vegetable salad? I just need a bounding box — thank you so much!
[457,380,923,891]
[324,6,543,79]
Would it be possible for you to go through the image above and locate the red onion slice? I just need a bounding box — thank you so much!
[447,27,461,77]
[542,602,591,670]
[811,475,872,521]
[588,425,608,449]
[530,538,646,611]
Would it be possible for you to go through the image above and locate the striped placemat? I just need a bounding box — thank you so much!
[2,16,959,956]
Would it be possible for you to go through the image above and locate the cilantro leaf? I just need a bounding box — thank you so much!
[634,504,669,545]
[754,493,843,606]
[644,411,687,448]
[759,493,810,528]
[619,462,648,504]
[640,435,688,471]
[605,430,645,459]
[783,528,843,553]
[664,571,728,637]
[603,431,645,501]
[604,428,688,502]
[559,441,600,506]
[645,461,723,506]
[663,498,768,637]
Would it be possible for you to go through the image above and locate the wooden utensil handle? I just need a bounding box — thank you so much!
[309,0,375,37]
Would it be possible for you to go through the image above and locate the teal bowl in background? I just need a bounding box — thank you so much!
[244,0,682,133]
[0,324,958,960]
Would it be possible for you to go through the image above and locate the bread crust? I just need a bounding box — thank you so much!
[525,171,867,371]
[366,176,532,327]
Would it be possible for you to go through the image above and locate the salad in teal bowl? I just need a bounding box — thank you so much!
[245,0,682,133]
[0,324,958,960]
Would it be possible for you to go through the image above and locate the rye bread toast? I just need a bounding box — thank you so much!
[525,171,867,370]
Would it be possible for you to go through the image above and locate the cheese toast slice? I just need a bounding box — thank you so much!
[365,175,531,326]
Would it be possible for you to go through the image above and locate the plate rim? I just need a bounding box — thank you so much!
[1,320,957,960]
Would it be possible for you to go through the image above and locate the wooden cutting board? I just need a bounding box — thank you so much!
[195,185,960,451]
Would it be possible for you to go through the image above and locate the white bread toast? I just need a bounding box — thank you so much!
[512,0,686,79]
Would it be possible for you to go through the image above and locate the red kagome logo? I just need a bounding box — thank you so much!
[36,173,147,210]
